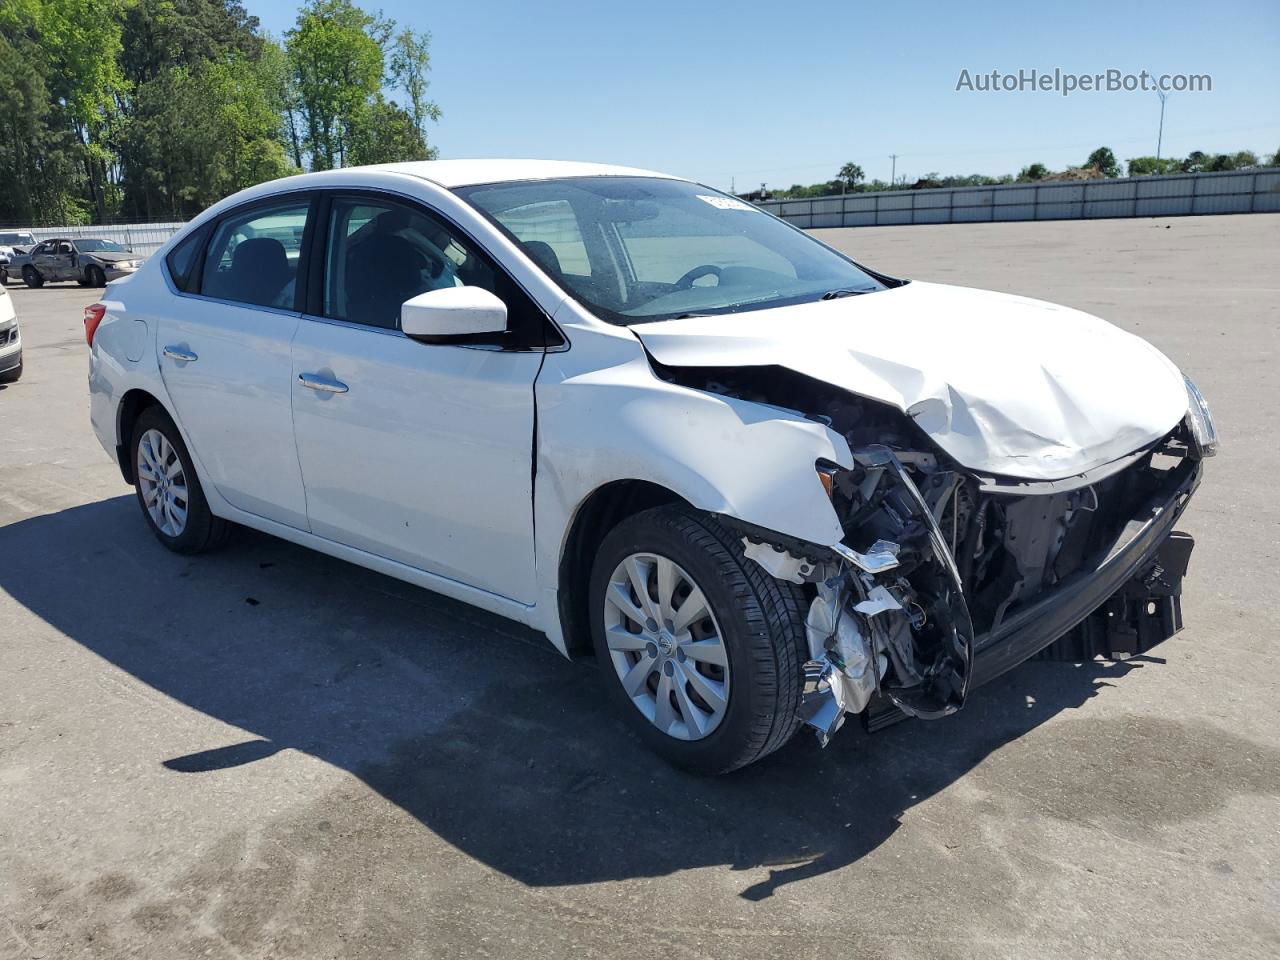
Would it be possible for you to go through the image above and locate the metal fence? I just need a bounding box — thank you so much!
[19,222,186,258]
[755,168,1280,228]
[6,168,1277,253]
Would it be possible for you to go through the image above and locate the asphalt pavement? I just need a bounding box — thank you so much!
[1,213,1277,959]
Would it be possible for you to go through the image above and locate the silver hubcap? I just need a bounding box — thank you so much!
[603,553,730,741]
[137,428,188,537]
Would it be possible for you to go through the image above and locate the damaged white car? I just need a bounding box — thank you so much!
[85,160,1214,773]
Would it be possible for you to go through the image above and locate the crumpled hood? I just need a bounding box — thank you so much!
[84,251,136,263]
[632,281,1188,481]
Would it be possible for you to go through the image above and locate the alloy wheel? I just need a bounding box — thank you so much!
[137,428,189,537]
[602,552,730,740]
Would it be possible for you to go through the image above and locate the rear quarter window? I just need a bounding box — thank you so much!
[165,226,209,292]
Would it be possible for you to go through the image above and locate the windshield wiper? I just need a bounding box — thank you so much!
[820,288,867,300]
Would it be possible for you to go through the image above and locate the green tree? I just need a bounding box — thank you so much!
[837,162,864,190]
[287,0,385,170]
[118,50,295,217]
[3,0,128,221]
[1126,156,1179,176]
[119,0,263,86]
[348,97,432,165]
[1085,146,1120,178]
[1018,163,1049,181]
[1180,150,1208,173]
[116,1,285,218]
[0,25,90,223]
[388,27,441,147]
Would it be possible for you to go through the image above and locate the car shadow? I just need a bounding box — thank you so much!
[0,495,1145,899]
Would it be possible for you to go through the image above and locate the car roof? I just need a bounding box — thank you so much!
[327,158,684,189]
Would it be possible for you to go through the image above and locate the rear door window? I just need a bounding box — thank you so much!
[200,201,310,310]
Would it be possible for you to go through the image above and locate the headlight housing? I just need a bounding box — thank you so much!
[1184,375,1218,458]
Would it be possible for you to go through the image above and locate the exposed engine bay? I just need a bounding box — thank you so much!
[653,360,1203,745]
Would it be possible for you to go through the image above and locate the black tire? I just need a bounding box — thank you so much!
[0,270,8,285]
[131,405,231,554]
[22,266,42,289]
[86,264,106,287]
[0,361,20,384]
[589,505,809,775]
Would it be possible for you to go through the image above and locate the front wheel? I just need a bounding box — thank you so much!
[589,505,809,774]
[131,406,230,554]
[86,264,106,287]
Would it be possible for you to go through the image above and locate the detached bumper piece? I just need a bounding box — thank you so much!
[1034,530,1194,661]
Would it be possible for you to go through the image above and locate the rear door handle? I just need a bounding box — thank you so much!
[163,346,198,362]
[298,372,349,394]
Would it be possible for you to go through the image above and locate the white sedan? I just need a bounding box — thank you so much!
[86,160,1214,773]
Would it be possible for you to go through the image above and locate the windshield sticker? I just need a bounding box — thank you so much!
[696,194,753,211]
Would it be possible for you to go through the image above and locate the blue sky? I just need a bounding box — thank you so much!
[251,0,1280,190]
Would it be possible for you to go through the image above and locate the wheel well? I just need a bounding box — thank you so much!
[557,480,686,658]
[115,389,163,483]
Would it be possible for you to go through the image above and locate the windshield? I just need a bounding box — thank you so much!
[456,177,885,325]
[0,233,35,246]
[76,239,127,252]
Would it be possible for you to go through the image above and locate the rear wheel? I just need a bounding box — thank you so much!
[22,266,42,288]
[131,406,230,554]
[589,505,809,774]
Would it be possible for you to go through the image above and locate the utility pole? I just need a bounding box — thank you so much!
[1155,88,1170,160]
[889,153,898,186]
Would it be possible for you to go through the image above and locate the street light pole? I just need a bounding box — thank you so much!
[889,153,898,186]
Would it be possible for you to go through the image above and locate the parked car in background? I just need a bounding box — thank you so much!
[13,237,142,288]
[84,160,1213,774]
[0,281,20,382]
[0,230,37,285]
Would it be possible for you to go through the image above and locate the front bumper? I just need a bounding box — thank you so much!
[969,457,1201,687]
[0,339,21,373]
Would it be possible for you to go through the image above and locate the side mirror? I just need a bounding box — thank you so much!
[401,286,507,341]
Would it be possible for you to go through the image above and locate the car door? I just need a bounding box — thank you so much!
[156,196,314,529]
[289,192,554,602]
[53,240,77,279]
[31,241,63,279]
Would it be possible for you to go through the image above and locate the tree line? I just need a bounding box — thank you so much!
[761,145,1280,200]
[0,0,439,226]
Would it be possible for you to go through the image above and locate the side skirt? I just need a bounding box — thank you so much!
[209,500,545,634]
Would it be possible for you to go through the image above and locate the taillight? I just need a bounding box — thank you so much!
[84,303,106,346]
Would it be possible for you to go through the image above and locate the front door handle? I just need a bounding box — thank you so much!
[298,372,349,394]
[163,346,198,362]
